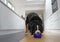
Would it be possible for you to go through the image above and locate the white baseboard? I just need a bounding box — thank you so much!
[45,29,60,34]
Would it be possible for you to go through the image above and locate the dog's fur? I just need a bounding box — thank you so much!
[26,13,44,35]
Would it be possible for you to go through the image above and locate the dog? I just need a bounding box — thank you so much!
[26,12,44,35]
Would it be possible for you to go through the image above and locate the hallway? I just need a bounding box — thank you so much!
[0,0,60,42]
[20,32,60,42]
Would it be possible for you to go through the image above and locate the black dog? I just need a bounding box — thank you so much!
[26,12,44,35]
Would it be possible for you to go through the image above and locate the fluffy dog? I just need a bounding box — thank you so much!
[26,12,44,35]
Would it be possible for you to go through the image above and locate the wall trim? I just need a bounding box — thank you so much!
[45,29,60,34]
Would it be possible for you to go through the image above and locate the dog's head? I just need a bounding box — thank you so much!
[28,20,43,35]
[34,24,43,34]
[28,22,41,35]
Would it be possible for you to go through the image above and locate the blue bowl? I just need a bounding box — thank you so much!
[34,33,42,38]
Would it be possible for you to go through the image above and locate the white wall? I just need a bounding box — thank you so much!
[14,5,25,18]
[44,0,60,33]
[0,2,25,30]
[8,0,25,18]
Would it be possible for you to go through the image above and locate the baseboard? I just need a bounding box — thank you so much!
[0,29,25,36]
[0,29,25,31]
[45,29,60,34]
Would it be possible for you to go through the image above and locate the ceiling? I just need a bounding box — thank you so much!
[9,0,45,16]
[9,0,45,10]
[25,0,45,10]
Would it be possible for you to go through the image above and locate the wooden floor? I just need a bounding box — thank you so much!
[20,32,60,42]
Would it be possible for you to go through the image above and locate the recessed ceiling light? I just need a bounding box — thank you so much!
[26,0,34,1]
[26,0,44,2]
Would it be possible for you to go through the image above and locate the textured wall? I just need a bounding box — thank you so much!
[0,1,25,29]
[44,0,60,33]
